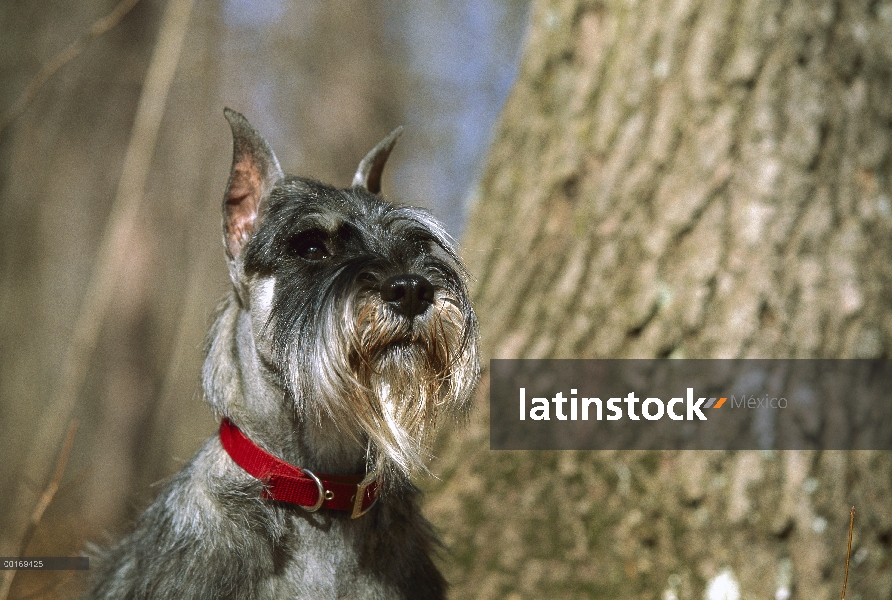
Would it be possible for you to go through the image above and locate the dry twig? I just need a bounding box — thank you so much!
[2,0,197,570]
[0,421,79,600]
[0,0,142,135]
[841,506,855,600]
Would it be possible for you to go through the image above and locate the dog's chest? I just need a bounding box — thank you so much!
[265,516,395,599]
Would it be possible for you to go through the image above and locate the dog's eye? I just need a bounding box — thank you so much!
[302,244,328,260]
[288,232,330,262]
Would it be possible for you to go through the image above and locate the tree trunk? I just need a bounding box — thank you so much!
[429,0,892,597]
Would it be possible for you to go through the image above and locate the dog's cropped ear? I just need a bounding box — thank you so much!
[352,126,403,195]
[223,108,284,258]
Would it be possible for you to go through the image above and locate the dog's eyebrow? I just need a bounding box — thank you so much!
[279,212,342,236]
[387,211,456,252]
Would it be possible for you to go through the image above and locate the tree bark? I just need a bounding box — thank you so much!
[430,0,892,597]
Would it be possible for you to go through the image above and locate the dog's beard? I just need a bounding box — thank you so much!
[284,289,477,486]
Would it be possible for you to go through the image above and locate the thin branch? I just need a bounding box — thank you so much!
[2,0,198,565]
[0,421,79,600]
[841,506,855,600]
[0,0,142,135]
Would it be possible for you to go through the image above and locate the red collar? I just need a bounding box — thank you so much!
[219,418,378,519]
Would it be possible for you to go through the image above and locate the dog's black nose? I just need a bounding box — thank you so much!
[380,274,435,317]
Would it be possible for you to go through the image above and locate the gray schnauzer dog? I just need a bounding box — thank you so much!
[86,109,479,599]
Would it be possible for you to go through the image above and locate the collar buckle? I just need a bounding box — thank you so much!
[351,472,378,519]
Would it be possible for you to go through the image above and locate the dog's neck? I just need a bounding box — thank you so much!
[204,295,368,476]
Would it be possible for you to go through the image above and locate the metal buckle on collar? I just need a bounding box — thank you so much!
[350,472,378,519]
[300,469,325,513]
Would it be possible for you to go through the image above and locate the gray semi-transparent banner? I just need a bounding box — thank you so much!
[490,359,892,450]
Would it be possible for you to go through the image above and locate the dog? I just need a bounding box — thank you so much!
[85,109,479,599]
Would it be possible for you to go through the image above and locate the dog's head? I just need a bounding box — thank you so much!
[212,109,479,482]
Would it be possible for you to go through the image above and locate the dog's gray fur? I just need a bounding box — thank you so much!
[85,109,479,599]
